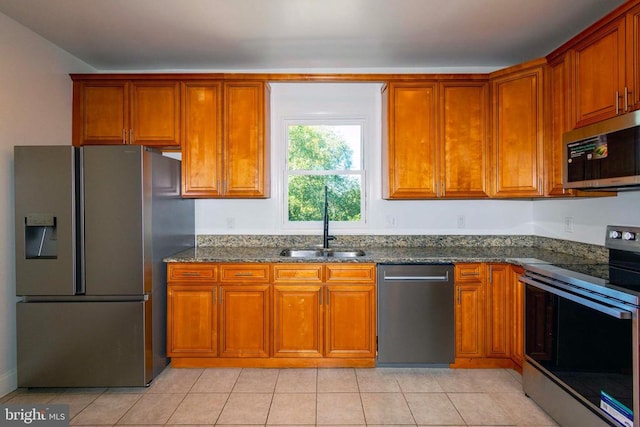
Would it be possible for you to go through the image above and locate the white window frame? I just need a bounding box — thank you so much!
[281,117,368,230]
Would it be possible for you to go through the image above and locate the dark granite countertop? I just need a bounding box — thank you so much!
[164,245,597,266]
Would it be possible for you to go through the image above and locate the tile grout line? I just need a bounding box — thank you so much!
[264,368,279,426]
[397,376,419,427]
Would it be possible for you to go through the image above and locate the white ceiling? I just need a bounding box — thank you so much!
[0,0,627,72]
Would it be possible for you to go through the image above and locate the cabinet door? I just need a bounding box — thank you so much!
[130,81,180,147]
[167,284,217,356]
[324,284,376,358]
[627,4,640,112]
[223,81,270,198]
[572,17,627,127]
[440,82,489,198]
[511,266,525,368]
[72,81,129,146]
[219,284,270,357]
[454,264,485,358]
[181,82,223,197]
[547,54,573,197]
[273,285,323,358]
[383,82,438,198]
[491,65,544,197]
[486,264,511,358]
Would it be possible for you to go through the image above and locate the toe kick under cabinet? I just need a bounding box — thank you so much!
[166,262,376,368]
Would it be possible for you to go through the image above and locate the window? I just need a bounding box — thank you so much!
[285,120,365,226]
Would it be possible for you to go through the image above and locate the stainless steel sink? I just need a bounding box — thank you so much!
[279,249,324,258]
[329,249,366,258]
[279,248,366,258]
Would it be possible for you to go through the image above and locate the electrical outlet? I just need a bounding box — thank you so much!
[564,216,574,233]
[386,215,397,228]
[226,217,236,229]
[457,215,466,229]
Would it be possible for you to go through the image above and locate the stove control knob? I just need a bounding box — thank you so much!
[609,230,622,239]
[622,231,636,241]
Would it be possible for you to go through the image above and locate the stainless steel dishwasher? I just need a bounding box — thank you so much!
[377,264,455,366]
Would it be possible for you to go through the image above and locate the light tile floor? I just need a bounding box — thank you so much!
[1,366,559,426]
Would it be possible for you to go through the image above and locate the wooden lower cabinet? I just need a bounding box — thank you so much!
[166,263,219,357]
[167,260,527,369]
[486,264,511,358]
[167,284,218,357]
[272,264,376,360]
[219,284,270,357]
[325,284,376,358]
[452,262,523,369]
[454,263,485,360]
[272,264,324,358]
[511,266,525,369]
[168,262,375,367]
[273,284,323,357]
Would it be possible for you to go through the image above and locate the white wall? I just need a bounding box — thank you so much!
[533,191,640,245]
[196,83,536,236]
[0,12,94,396]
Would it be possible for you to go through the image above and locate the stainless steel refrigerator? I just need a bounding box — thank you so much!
[14,145,194,387]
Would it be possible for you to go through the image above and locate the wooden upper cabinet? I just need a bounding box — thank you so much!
[181,82,223,197]
[72,79,180,147]
[546,54,573,197]
[383,79,489,199]
[181,80,270,198]
[130,81,180,147]
[572,16,627,128]
[439,82,489,198]
[383,82,438,198]
[73,81,129,146]
[627,4,640,111]
[490,61,545,197]
[223,81,270,198]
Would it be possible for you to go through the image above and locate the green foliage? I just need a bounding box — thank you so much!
[287,125,361,222]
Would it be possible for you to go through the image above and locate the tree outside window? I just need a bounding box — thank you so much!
[286,123,364,224]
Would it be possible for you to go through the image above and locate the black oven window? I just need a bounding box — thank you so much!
[525,285,633,412]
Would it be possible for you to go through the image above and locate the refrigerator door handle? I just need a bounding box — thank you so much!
[77,148,86,295]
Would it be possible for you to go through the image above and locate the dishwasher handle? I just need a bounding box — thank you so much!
[383,271,450,281]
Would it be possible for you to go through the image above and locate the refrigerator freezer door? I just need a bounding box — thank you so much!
[82,146,148,295]
[17,300,154,387]
[14,146,78,296]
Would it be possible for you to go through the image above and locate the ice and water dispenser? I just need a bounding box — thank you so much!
[24,213,58,259]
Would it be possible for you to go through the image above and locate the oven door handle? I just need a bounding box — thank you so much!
[520,276,632,320]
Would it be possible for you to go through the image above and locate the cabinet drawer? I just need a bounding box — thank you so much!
[455,263,484,282]
[168,263,218,282]
[273,264,323,283]
[220,264,270,283]
[325,264,376,284]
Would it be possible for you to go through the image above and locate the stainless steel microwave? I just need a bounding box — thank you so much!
[564,110,640,191]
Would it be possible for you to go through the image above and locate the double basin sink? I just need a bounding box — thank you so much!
[280,248,366,258]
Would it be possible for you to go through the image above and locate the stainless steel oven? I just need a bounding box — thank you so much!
[522,225,640,427]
